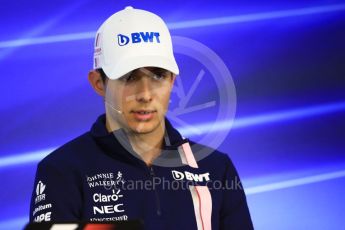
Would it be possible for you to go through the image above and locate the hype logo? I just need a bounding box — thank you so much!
[117,32,160,46]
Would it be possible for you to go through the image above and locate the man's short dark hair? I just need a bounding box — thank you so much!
[96,68,108,84]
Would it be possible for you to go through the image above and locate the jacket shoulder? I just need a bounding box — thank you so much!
[189,140,238,175]
[189,141,232,163]
[38,132,95,169]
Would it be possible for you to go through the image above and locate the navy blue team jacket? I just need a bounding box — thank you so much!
[30,114,253,229]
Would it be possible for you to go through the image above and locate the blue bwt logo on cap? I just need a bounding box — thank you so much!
[117,32,160,46]
[118,34,130,46]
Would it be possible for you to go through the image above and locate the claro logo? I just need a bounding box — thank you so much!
[171,170,210,182]
[117,32,160,46]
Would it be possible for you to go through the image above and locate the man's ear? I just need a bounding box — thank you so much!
[88,70,106,97]
[170,74,176,87]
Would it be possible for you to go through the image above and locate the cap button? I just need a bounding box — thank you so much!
[125,6,133,10]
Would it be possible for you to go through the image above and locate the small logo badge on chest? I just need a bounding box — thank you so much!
[172,170,210,182]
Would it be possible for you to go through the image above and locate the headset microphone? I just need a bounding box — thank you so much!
[105,100,123,114]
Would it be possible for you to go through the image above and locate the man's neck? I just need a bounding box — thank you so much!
[105,117,165,166]
[128,124,165,166]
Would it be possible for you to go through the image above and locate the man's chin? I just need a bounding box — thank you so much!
[129,120,163,134]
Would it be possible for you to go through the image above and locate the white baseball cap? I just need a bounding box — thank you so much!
[93,6,179,80]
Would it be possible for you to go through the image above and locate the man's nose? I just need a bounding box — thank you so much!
[135,77,153,103]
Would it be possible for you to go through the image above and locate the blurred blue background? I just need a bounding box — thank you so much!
[1,0,345,229]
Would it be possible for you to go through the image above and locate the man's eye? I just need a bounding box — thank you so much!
[152,71,170,80]
[152,73,165,80]
[126,75,136,82]
[120,73,136,82]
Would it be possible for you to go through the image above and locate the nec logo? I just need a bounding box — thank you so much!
[117,32,160,46]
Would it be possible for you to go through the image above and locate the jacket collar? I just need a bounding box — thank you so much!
[90,114,188,167]
[90,114,185,146]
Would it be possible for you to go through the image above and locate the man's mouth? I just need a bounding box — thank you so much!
[132,110,156,114]
[131,110,157,121]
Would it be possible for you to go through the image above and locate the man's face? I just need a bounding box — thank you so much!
[105,67,175,134]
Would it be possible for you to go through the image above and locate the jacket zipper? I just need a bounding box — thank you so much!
[149,166,162,216]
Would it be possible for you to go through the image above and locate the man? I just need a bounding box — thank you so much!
[30,6,253,230]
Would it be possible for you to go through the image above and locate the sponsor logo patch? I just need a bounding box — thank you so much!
[35,181,46,204]
[33,212,51,222]
[117,32,160,46]
[33,203,52,217]
[172,170,210,182]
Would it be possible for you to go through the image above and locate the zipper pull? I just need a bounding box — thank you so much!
[150,167,155,176]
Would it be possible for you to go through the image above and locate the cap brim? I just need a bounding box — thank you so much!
[102,55,179,80]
